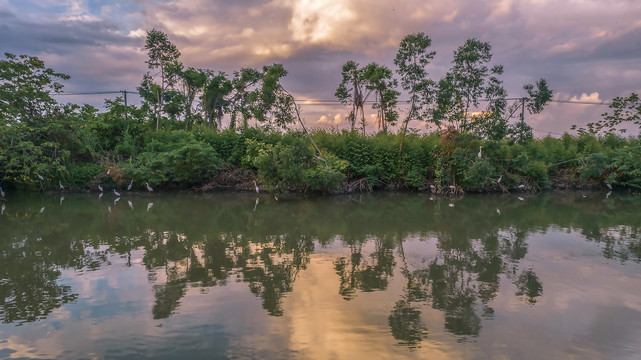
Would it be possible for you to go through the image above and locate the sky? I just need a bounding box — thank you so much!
[1,0,640,135]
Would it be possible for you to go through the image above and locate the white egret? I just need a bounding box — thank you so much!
[59,181,64,190]
[113,189,120,197]
[274,195,278,202]
[38,174,44,181]
[107,169,110,176]
[429,185,435,189]
[1,203,5,215]
[477,146,482,158]
[147,202,153,212]
[497,175,502,184]
[518,197,524,201]
[108,205,111,213]
[98,193,103,199]
[518,184,525,189]
[429,197,434,201]
[496,208,501,215]
[0,186,4,198]
[127,180,133,191]
[40,206,45,213]
[253,180,260,193]
[114,197,120,205]
[448,185,455,189]
[128,200,133,210]
[606,183,612,190]
[98,184,103,192]
[448,203,455,207]
[146,183,153,192]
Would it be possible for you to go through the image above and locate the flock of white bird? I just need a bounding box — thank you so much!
[0,163,618,217]
[0,171,156,215]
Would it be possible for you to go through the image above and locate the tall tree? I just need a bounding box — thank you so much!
[362,63,399,133]
[203,73,232,129]
[180,67,209,127]
[227,68,262,129]
[433,38,502,132]
[335,61,368,132]
[394,33,436,150]
[144,29,181,130]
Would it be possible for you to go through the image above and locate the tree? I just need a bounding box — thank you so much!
[467,65,508,140]
[362,63,399,133]
[335,61,368,132]
[144,29,181,130]
[203,73,232,129]
[0,53,68,125]
[571,92,639,135]
[394,33,436,150]
[0,53,73,187]
[228,68,262,129]
[433,39,499,131]
[180,67,209,127]
[250,64,298,129]
[506,79,553,142]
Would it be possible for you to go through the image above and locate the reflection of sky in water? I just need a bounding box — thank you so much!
[1,193,640,359]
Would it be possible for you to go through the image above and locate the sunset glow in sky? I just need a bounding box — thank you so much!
[1,0,640,134]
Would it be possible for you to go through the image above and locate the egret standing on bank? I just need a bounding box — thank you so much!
[146,183,153,192]
[113,189,120,197]
[253,181,259,193]
[98,184,103,192]
[59,181,64,191]
[477,146,482,159]
[0,186,5,199]
[128,180,133,191]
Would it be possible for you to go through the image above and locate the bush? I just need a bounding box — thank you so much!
[304,153,348,192]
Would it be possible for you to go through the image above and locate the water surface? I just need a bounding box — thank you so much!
[1,191,640,359]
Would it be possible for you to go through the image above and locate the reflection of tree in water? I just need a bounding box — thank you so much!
[380,226,542,347]
[0,233,109,324]
[388,299,428,348]
[333,237,395,300]
[0,192,637,337]
[139,230,315,318]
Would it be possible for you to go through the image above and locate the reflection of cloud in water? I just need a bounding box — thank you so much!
[283,254,460,359]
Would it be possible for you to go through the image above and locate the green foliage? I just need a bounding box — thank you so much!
[572,93,641,135]
[125,131,221,187]
[362,63,399,132]
[607,145,641,189]
[250,133,314,189]
[304,153,348,192]
[335,60,367,132]
[463,159,494,190]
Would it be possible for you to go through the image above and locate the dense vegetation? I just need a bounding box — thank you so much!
[1,31,640,194]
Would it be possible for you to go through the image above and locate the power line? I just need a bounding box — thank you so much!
[49,91,613,106]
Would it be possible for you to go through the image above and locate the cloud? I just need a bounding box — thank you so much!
[570,92,603,103]
[1,0,640,134]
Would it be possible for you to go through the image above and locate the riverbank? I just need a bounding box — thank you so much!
[2,128,639,194]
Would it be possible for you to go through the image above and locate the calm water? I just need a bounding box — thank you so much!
[1,191,640,359]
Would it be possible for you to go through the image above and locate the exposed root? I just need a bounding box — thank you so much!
[197,165,258,192]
